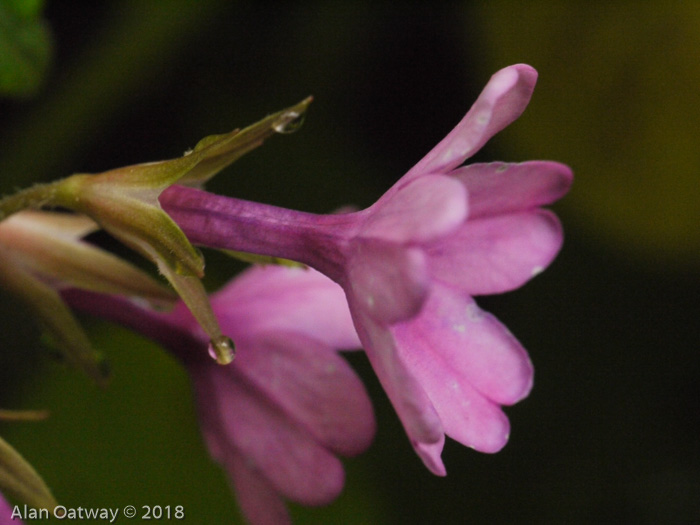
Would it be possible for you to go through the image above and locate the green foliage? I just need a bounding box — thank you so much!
[0,0,51,98]
[477,2,700,268]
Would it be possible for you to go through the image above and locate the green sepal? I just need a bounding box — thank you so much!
[46,98,313,279]
[0,98,312,366]
[223,249,306,269]
[0,245,109,386]
[180,96,312,184]
[159,265,234,365]
[53,173,205,279]
[0,435,57,513]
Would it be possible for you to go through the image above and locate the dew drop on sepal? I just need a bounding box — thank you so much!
[273,110,306,134]
[208,335,235,365]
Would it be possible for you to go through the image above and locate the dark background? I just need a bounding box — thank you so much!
[1,2,698,523]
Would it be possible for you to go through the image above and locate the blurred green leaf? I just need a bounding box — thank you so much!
[476,2,700,268]
[0,0,51,97]
[5,0,43,19]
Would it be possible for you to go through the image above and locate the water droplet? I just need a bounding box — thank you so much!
[208,336,235,365]
[272,110,306,134]
[531,265,544,277]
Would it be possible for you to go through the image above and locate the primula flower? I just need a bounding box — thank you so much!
[64,265,375,524]
[159,64,573,474]
[0,492,17,525]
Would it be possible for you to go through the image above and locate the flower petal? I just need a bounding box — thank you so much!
[433,374,511,454]
[427,209,564,295]
[213,266,360,350]
[62,289,203,366]
[405,64,538,178]
[0,493,17,525]
[227,453,292,525]
[391,284,533,453]
[361,175,467,243]
[349,306,443,448]
[346,240,428,325]
[395,285,533,406]
[392,308,514,453]
[413,435,447,477]
[231,333,375,457]
[193,365,346,506]
[452,161,573,219]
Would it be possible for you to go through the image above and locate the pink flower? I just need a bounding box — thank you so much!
[160,64,573,474]
[0,493,18,525]
[65,265,375,524]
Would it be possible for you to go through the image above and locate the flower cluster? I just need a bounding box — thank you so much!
[0,64,571,524]
[161,64,573,475]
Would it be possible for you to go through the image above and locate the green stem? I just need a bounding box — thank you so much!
[0,181,63,221]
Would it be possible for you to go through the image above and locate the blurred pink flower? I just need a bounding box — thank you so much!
[161,64,573,474]
[0,494,18,525]
[65,265,374,524]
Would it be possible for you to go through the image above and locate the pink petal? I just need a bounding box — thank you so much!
[435,376,511,454]
[349,304,443,454]
[192,366,345,506]
[361,175,467,243]
[396,285,533,405]
[404,64,538,179]
[231,333,375,457]
[213,265,360,350]
[62,289,211,368]
[413,435,447,477]
[0,494,19,525]
[392,331,512,453]
[345,240,428,324]
[452,161,573,219]
[426,209,564,295]
[391,285,532,452]
[227,453,292,525]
